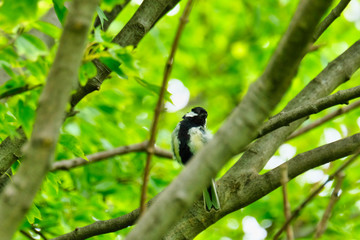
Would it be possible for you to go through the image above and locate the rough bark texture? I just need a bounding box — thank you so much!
[0,0,99,238]
[125,1,332,240]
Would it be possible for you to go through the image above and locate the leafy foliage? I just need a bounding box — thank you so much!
[1,0,360,239]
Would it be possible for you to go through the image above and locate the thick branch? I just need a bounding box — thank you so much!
[51,142,172,171]
[259,85,360,137]
[0,0,99,238]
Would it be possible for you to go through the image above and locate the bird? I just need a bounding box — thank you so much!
[171,107,220,212]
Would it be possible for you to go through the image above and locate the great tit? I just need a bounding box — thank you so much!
[171,107,220,212]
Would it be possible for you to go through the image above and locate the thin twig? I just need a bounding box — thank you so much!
[20,230,36,240]
[280,163,294,240]
[314,172,345,239]
[0,84,43,99]
[31,226,48,240]
[139,0,195,215]
[288,99,360,140]
[51,141,172,171]
[273,149,360,240]
[313,0,351,41]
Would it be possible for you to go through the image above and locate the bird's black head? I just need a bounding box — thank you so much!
[182,107,208,126]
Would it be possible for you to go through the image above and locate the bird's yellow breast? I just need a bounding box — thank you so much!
[188,127,206,153]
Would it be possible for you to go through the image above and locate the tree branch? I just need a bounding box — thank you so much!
[313,0,351,41]
[259,85,360,137]
[140,0,194,215]
[280,163,294,240]
[51,142,172,171]
[0,127,26,176]
[288,99,360,140]
[0,84,42,100]
[0,0,99,238]
[314,172,345,239]
[52,133,360,240]
[20,230,36,240]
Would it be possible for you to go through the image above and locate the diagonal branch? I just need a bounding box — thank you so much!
[314,172,345,239]
[0,84,43,99]
[280,163,294,240]
[259,85,360,137]
[288,99,360,140]
[313,0,351,41]
[0,0,99,238]
[51,142,172,171]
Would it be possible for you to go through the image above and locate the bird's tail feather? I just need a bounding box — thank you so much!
[203,178,220,212]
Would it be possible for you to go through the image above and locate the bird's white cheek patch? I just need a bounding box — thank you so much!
[188,127,205,153]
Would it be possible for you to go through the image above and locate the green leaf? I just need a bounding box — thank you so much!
[96,6,108,29]
[17,99,35,139]
[59,134,88,161]
[134,77,171,101]
[15,33,48,61]
[33,21,61,39]
[79,61,98,86]
[100,57,128,79]
[26,204,42,224]
[53,0,68,25]
[94,181,117,194]
[94,27,104,43]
